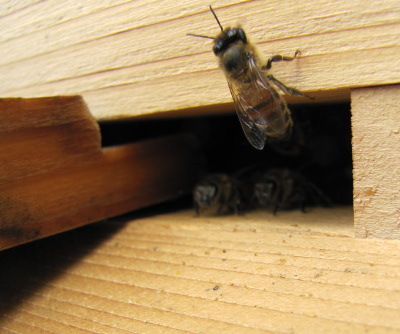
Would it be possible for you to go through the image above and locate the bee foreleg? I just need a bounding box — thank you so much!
[262,51,301,70]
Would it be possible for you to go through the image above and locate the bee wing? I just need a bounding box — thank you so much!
[228,81,267,150]
[228,56,289,150]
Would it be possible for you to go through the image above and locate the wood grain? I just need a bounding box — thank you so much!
[0,0,399,119]
[352,85,400,239]
[2,207,400,333]
[0,97,200,250]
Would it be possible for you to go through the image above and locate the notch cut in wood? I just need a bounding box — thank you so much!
[0,96,200,250]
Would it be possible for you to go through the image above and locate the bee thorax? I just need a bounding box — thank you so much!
[221,44,248,74]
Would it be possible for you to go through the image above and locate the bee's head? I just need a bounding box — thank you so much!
[186,6,247,54]
[254,181,275,207]
[213,28,247,56]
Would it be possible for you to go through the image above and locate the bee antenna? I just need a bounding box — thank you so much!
[186,33,214,39]
[209,5,223,31]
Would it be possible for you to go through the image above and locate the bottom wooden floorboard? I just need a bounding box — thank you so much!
[1,206,400,333]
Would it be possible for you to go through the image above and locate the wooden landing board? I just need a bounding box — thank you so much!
[0,0,398,119]
[0,97,199,251]
[1,207,400,333]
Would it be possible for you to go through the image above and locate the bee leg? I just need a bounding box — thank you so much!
[267,75,315,100]
[267,75,304,96]
[308,183,333,207]
[300,202,308,213]
[262,51,301,70]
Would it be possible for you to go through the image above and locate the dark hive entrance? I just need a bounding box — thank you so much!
[100,103,353,213]
[190,103,353,209]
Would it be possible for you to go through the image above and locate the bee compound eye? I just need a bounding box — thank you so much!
[213,40,223,55]
[237,28,247,43]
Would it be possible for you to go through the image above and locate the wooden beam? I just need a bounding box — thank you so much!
[0,0,398,119]
[0,96,200,250]
[351,85,400,239]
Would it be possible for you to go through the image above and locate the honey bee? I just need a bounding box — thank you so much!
[193,173,250,216]
[252,168,332,213]
[188,6,310,150]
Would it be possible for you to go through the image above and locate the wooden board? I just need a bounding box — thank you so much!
[2,207,400,333]
[0,97,200,251]
[351,85,400,239]
[0,0,399,119]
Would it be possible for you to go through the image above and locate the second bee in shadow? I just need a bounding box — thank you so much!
[193,167,331,216]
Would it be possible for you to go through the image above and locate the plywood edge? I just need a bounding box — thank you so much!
[351,84,400,239]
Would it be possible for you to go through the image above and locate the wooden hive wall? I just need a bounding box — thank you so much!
[0,0,399,119]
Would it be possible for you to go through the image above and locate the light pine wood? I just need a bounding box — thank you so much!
[2,207,400,333]
[0,97,199,251]
[0,0,41,17]
[351,85,400,239]
[0,0,399,119]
